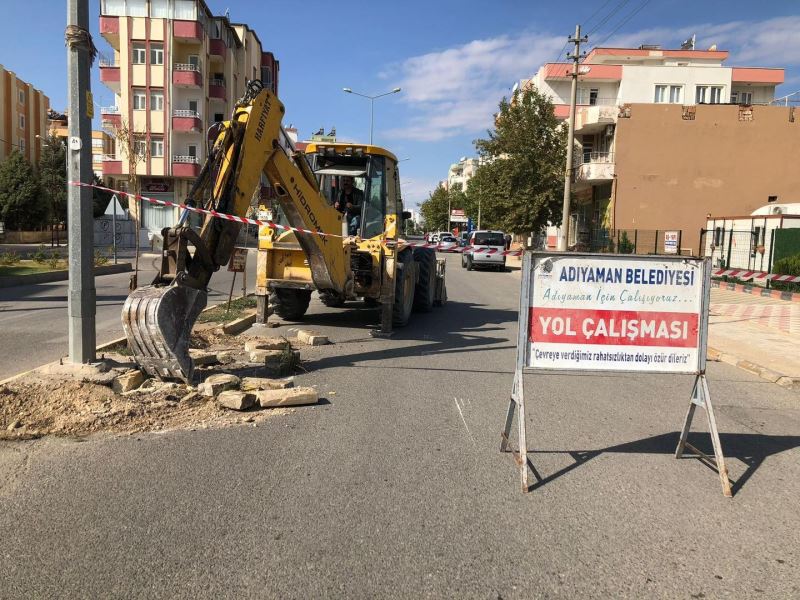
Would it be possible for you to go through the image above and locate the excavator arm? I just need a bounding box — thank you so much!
[122,83,348,382]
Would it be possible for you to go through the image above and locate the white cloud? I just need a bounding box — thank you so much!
[400,176,442,208]
[385,15,800,143]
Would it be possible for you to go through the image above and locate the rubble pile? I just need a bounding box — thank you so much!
[0,326,322,441]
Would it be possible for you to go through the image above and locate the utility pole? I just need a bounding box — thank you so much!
[557,24,588,252]
[66,0,96,363]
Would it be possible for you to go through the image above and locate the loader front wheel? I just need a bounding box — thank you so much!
[319,291,346,308]
[392,253,415,327]
[269,288,311,321]
[412,248,436,312]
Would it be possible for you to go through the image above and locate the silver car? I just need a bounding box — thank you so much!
[462,230,507,271]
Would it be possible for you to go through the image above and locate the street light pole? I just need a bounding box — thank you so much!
[342,87,401,145]
[66,0,96,364]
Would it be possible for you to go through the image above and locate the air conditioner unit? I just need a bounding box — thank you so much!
[604,124,614,137]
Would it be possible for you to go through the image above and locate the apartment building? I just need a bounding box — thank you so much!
[446,156,482,191]
[524,45,785,250]
[49,111,114,178]
[0,65,49,165]
[98,0,279,235]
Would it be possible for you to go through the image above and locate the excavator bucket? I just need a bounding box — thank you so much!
[121,283,208,382]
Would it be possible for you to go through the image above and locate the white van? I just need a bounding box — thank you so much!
[462,230,507,271]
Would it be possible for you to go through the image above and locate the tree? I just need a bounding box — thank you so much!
[38,135,67,241]
[468,86,566,234]
[419,184,450,232]
[0,150,45,230]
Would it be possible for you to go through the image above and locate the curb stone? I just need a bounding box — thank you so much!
[707,345,799,393]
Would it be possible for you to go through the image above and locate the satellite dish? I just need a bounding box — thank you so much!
[578,66,591,75]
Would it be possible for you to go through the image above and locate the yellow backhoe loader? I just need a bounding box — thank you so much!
[122,81,446,382]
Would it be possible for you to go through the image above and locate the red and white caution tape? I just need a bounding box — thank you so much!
[712,268,800,283]
[71,181,524,255]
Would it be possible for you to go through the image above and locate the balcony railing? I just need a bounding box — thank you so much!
[173,109,200,119]
[173,155,200,164]
[102,154,119,161]
[101,106,120,114]
[210,78,225,87]
[581,151,614,164]
[174,62,201,72]
[575,97,618,106]
[99,55,118,68]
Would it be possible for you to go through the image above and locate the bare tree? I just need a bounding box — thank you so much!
[112,118,149,290]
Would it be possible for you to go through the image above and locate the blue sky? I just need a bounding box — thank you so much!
[1,1,798,208]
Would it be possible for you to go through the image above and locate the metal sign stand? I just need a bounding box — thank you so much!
[675,374,732,497]
[501,252,733,497]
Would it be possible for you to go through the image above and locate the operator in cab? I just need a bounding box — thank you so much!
[334,175,363,235]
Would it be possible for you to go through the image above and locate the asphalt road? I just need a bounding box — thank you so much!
[1,254,799,598]
[0,252,258,380]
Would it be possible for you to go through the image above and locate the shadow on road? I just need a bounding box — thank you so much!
[301,299,518,372]
[512,432,800,496]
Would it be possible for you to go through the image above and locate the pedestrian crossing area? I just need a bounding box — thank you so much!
[710,288,800,335]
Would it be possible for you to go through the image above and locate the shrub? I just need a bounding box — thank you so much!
[0,251,20,266]
[46,251,62,270]
[617,231,635,254]
[94,248,109,266]
[771,254,800,292]
[31,244,48,264]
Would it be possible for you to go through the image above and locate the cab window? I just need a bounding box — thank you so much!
[361,156,385,239]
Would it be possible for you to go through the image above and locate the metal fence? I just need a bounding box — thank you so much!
[576,229,686,255]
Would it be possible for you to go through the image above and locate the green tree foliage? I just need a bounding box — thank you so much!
[468,86,566,233]
[38,136,67,226]
[419,184,450,232]
[0,150,45,230]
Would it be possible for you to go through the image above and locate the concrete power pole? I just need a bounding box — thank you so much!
[66,0,96,363]
[557,25,588,252]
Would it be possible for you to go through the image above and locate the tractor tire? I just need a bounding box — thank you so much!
[392,251,415,327]
[412,248,436,312]
[269,288,311,321]
[319,290,346,308]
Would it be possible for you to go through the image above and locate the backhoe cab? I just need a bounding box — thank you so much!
[256,142,446,330]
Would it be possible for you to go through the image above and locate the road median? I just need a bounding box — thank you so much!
[0,262,132,288]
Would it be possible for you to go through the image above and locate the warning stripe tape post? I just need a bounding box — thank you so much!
[71,181,523,257]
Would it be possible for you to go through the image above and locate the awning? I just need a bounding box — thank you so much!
[313,165,367,177]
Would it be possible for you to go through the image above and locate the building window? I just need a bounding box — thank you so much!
[739,91,752,105]
[151,138,164,158]
[261,67,273,90]
[214,112,224,122]
[150,43,163,65]
[174,0,197,20]
[696,85,723,104]
[589,88,599,106]
[150,91,164,111]
[132,43,146,65]
[18,89,25,104]
[19,138,25,153]
[126,0,147,16]
[134,138,147,157]
[19,114,25,129]
[654,85,667,103]
[133,89,147,110]
[669,85,683,103]
[187,144,197,158]
[150,0,170,18]
[92,138,104,148]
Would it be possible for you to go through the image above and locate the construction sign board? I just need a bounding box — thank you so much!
[526,253,707,374]
[501,252,733,497]
[228,247,248,272]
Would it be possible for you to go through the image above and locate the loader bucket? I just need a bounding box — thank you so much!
[121,283,208,382]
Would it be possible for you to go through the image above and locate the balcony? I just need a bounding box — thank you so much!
[173,20,203,43]
[209,38,227,59]
[575,152,615,184]
[575,105,618,134]
[100,106,121,129]
[99,58,121,92]
[172,109,202,132]
[172,63,202,88]
[173,155,200,177]
[99,16,119,46]
[209,78,227,102]
[102,155,123,176]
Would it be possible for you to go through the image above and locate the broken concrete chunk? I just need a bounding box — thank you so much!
[112,370,145,394]
[249,349,285,366]
[255,386,318,408]
[244,338,289,352]
[188,349,219,366]
[217,390,256,411]
[240,376,295,392]
[198,373,241,397]
[296,330,329,346]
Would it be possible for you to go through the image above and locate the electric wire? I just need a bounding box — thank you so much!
[593,0,655,48]
[582,0,616,33]
[585,0,631,36]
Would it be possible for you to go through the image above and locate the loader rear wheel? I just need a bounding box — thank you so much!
[412,248,436,312]
[269,288,311,321]
[319,291,346,308]
[392,252,415,327]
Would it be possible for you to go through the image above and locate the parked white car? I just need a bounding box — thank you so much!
[462,230,507,271]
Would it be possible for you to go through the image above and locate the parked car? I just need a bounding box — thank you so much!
[438,234,458,244]
[462,230,507,271]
